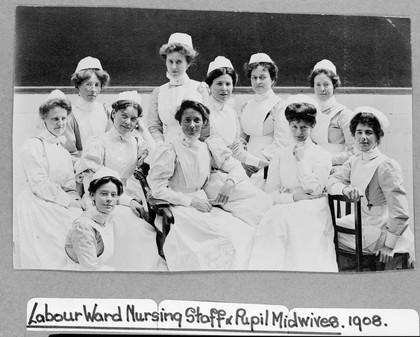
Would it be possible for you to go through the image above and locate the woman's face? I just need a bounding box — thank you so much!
[210,74,233,103]
[90,181,119,214]
[355,123,378,152]
[166,52,189,78]
[78,74,102,102]
[313,73,334,102]
[180,108,204,138]
[250,65,274,95]
[113,106,138,135]
[289,120,313,143]
[43,106,67,137]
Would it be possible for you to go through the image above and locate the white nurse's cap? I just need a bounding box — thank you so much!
[45,89,66,102]
[92,167,121,182]
[207,56,234,74]
[248,53,274,64]
[75,56,103,72]
[117,90,142,105]
[354,106,390,130]
[167,32,193,48]
[313,59,337,74]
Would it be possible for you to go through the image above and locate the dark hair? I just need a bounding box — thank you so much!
[349,112,384,144]
[71,68,110,89]
[88,176,123,196]
[204,67,238,87]
[243,61,279,85]
[159,43,198,65]
[309,68,341,89]
[39,98,72,119]
[110,100,143,122]
[174,100,210,127]
[285,102,317,127]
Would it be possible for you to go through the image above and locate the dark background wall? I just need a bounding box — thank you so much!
[14,6,411,87]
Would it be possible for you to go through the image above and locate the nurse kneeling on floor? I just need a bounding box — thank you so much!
[64,167,123,271]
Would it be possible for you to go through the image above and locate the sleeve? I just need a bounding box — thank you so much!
[264,149,294,204]
[76,136,105,196]
[378,160,410,248]
[229,114,261,167]
[147,143,193,206]
[206,136,247,186]
[63,113,83,159]
[261,101,290,160]
[147,87,165,143]
[103,103,113,132]
[331,108,356,165]
[21,139,73,207]
[237,101,250,146]
[297,147,332,195]
[138,125,157,154]
[69,221,104,271]
[325,157,353,195]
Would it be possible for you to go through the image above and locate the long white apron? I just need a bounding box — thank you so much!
[163,140,255,271]
[16,139,82,269]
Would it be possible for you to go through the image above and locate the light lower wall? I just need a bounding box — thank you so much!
[13,89,413,219]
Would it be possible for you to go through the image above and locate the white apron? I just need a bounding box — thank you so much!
[311,104,346,154]
[240,92,283,155]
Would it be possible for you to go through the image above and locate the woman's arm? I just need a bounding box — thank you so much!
[331,108,356,165]
[147,144,193,206]
[147,87,165,143]
[69,221,110,271]
[262,101,290,160]
[297,146,332,195]
[378,160,410,247]
[325,157,353,195]
[237,101,250,146]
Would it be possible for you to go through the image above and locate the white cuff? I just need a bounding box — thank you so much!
[384,231,399,249]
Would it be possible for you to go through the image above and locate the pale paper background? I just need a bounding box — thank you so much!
[1,0,419,336]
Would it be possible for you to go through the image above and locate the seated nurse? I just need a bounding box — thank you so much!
[64,167,122,271]
[147,100,256,271]
[326,107,415,267]
[249,94,338,272]
[76,91,167,271]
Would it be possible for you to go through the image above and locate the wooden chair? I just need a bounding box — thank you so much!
[328,194,410,272]
[133,163,174,260]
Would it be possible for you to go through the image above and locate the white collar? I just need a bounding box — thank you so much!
[182,134,200,148]
[39,128,66,145]
[359,145,382,161]
[291,137,313,148]
[166,72,190,86]
[255,88,276,102]
[208,96,225,111]
[73,96,101,112]
[85,205,113,226]
[316,96,337,113]
[109,126,132,143]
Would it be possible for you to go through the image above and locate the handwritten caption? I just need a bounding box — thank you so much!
[27,298,419,335]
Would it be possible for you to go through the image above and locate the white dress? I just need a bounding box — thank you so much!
[148,73,208,143]
[239,89,289,188]
[15,129,83,269]
[147,135,256,271]
[76,127,168,271]
[249,138,338,272]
